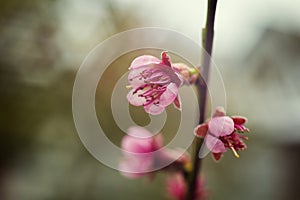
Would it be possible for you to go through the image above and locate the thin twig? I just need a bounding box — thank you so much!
[186,0,218,199]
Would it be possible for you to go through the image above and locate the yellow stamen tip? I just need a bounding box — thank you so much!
[126,85,132,89]
[229,143,240,158]
[184,162,193,172]
[233,151,240,158]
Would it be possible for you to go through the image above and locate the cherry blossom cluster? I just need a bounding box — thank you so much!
[119,126,208,200]
[119,52,250,200]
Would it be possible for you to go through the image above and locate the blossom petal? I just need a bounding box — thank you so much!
[212,152,223,161]
[153,133,164,150]
[208,116,234,137]
[166,173,187,200]
[126,126,152,138]
[161,52,172,67]
[173,72,184,87]
[119,159,143,179]
[144,103,165,115]
[128,66,149,88]
[172,63,193,85]
[119,157,153,178]
[128,64,175,87]
[194,124,208,138]
[127,89,147,106]
[129,55,160,70]
[205,134,226,153]
[212,106,226,117]
[148,65,183,86]
[173,95,181,111]
[121,129,153,153]
[231,116,247,125]
[159,83,178,107]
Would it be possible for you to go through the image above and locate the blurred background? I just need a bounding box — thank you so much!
[1,0,300,199]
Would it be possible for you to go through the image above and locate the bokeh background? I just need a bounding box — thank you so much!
[1,0,300,199]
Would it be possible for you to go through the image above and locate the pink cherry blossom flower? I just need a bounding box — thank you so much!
[127,52,184,115]
[119,126,189,179]
[166,173,208,200]
[194,107,249,161]
[119,126,163,178]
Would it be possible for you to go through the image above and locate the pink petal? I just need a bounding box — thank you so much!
[195,176,208,200]
[119,159,143,179]
[127,89,147,106]
[127,126,152,138]
[172,63,193,85]
[121,130,154,153]
[205,134,226,153]
[161,52,171,67]
[194,124,208,138]
[128,64,174,87]
[208,116,234,137]
[144,103,165,115]
[129,55,160,70]
[212,152,223,161]
[173,95,181,111]
[231,116,247,125]
[128,66,148,88]
[173,72,184,87]
[149,65,183,86]
[166,174,186,200]
[153,134,164,150]
[212,106,226,117]
[172,62,190,72]
[119,157,153,178]
[159,83,178,107]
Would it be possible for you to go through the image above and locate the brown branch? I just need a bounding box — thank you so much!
[186,0,218,199]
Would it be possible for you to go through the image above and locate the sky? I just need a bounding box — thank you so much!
[114,0,300,58]
[59,0,300,65]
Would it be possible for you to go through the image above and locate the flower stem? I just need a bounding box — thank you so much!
[186,0,218,199]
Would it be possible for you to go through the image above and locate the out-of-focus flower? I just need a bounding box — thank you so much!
[166,173,208,200]
[166,173,186,200]
[127,52,186,115]
[119,126,189,178]
[194,107,249,161]
[172,63,198,84]
[119,126,163,178]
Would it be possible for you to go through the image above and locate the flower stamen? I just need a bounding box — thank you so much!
[228,142,240,158]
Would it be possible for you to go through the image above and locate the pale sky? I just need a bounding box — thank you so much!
[60,0,300,63]
[115,0,300,58]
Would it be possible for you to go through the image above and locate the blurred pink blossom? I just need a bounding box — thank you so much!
[166,173,208,200]
[119,126,163,178]
[119,126,189,178]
